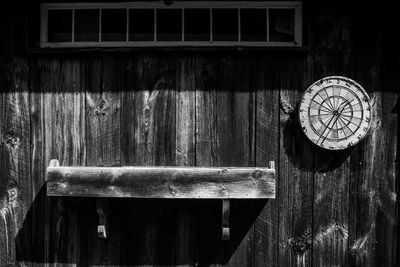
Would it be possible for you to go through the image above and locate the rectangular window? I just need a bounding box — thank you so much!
[41,2,302,48]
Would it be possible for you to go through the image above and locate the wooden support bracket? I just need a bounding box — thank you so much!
[222,200,230,241]
[96,199,109,239]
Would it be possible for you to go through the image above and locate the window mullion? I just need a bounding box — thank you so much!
[238,8,241,42]
[99,8,102,42]
[266,8,269,43]
[182,9,184,42]
[126,8,129,42]
[154,8,157,42]
[210,8,212,43]
[72,9,75,42]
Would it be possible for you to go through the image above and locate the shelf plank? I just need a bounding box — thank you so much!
[46,161,276,199]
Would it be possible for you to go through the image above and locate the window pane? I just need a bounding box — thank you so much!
[102,9,126,41]
[157,9,182,41]
[75,9,99,42]
[184,9,210,41]
[129,9,154,41]
[48,9,72,42]
[212,9,238,41]
[241,9,266,42]
[269,9,294,42]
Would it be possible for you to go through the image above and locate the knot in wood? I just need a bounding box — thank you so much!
[253,169,264,179]
[218,168,229,174]
[280,97,295,114]
[5,134,20,149]
[169,184,177,195]
[289,228,312,255]
[7,188,18,203]
[94,99,109,116]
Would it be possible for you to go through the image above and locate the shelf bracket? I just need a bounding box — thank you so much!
[222,199,230,241]
[96,199,109,239]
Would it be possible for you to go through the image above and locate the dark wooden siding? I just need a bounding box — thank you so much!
[0,1,399,266]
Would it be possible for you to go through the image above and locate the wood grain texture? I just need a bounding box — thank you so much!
[46,165,275,198]
[278,56,314,267]
[175,56,196,266]
[1,2,399,265]
[0,59,31,266]
[254,57,280,267]
[30,58,86,266]
[120,55,178,265]
[348,5,398,265]
[195,55,256,266]
[85,56,122,266]
[311,4,351,267]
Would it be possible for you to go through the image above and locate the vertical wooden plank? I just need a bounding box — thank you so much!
[119,56,138,265]
[216,56,255,267]
[175,55,196,265]
[195,55,255,266]
[194,56,218,266]
[30,58,86,266]
[0,59,31,266]
[311,4,351,266]
[86,56,121,266]
[278,55,314,267]
[254,56,280,267]
[120,54,176,265]
[349,90,398,267]
[348,5,397,265]
[86,57,121,167]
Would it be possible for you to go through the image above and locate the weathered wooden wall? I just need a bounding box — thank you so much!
[0,0,399,266]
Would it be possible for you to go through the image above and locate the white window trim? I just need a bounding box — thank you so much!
[40,1,302,48]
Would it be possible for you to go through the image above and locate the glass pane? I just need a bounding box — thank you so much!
[157,9,182,41]
[184,9,210,41]
[269,9,294,42]
[48,9,72,42]
[129,9,154,41]
[212,9,238,41]
[102,9,126,41]
[241,9,266,42]
[75,9,99,42]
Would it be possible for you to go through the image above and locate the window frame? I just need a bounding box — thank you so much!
[40,1,302,48]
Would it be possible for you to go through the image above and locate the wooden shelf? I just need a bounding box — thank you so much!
[46,159,275,240]
[46,159,276,199]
